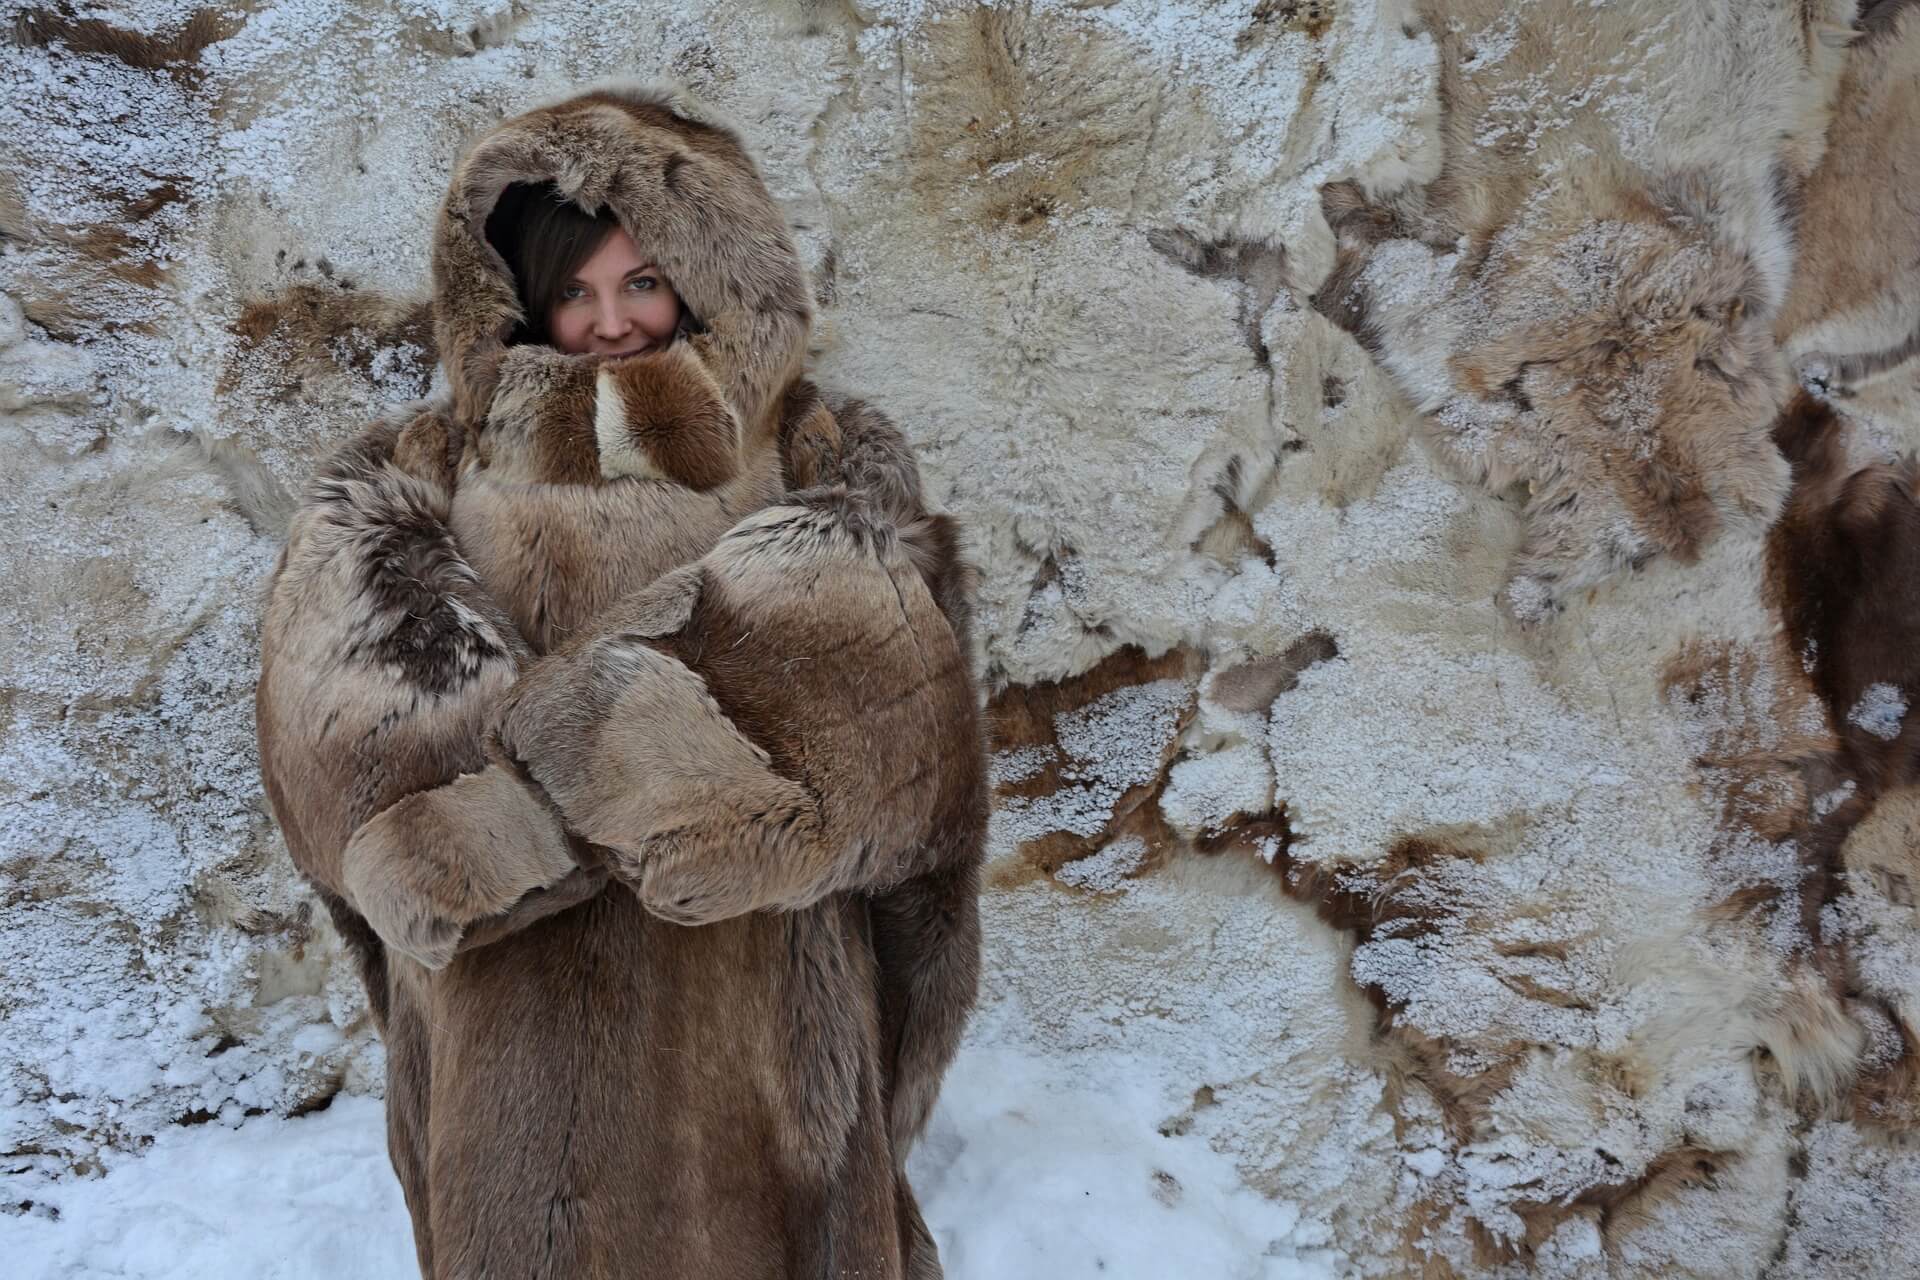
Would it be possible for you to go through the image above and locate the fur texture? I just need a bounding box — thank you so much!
[1761,9,1920,1130]
[1303,0,1856,619]
[258,85,985,1279]
[1765,389,1920,1128]
[593,344,741,488]
[494,494,981,927]
[1777,4,1920,394]
[1770,393,1920,800]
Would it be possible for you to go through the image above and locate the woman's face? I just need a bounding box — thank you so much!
[547,226,683,357]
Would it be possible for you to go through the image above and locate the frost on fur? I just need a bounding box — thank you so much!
[1298,0,1848,619]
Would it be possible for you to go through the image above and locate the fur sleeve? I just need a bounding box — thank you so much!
[490,494,988,918]
[779,382,930,526]
[778,396,989,1154]
[775,383,982,699]
[256,411,598,987]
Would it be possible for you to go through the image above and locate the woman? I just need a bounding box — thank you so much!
[489,184,686,358]
[256,86,986,1279]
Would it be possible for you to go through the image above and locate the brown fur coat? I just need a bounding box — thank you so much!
[256,86,986,1280]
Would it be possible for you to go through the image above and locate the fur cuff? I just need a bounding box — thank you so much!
[390,408,467,492]
[593,343,741,490]
[492,616,826,924]
[473,342,741,490]
[341,764,584,970]
[478,346,603,485]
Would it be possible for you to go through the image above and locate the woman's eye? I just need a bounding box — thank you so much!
[626,275,657,292]
[560,284,587,302]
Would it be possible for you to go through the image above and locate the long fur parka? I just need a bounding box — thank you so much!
[255,86,986,1280]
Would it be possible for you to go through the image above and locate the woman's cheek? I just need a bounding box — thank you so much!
[644,291,683,341]
[547,307,588,354]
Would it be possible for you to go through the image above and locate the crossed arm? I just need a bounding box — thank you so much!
[256,412,605,972]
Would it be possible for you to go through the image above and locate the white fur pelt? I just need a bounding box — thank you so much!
[1307,0,1856,619]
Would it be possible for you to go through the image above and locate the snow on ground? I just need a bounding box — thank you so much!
[11,1097,416,1280]
[915,1041,1339,1279]
[14,1039,1338,1280]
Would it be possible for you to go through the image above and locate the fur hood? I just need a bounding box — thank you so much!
[431,84,811,434]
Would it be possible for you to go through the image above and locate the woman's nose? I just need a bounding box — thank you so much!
[593,298,632,339]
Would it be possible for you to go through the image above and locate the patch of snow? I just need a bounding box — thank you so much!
[1401,1146,1447,1178]
[9,1097,417,1279]
[1158,742,1274,835]
[1054,835,1148,893]
[1847,683,1908,741]
[991,679,1191,852]
[990,744,1055,788]
[917,1038,1343,1280]
[1813,781,1856,818]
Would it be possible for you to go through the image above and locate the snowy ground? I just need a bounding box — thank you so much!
[13,1038,1340,1280]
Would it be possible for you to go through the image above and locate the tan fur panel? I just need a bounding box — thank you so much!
[468,471,988,1178]
[1299,0,1843,619]
[1778,6,1920,389]
[904,6,1164,239]
[1187,785,1849,1267]
[1208,630,1340,716]
[1842,787,1920,921]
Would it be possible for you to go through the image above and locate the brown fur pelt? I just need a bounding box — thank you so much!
[1770,399,1920,798]
[258,84,985,1279]
[1301,0,1858,620]
[1766,388,1920,1126]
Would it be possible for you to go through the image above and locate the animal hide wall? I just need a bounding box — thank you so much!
[3,1,1917,1275]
